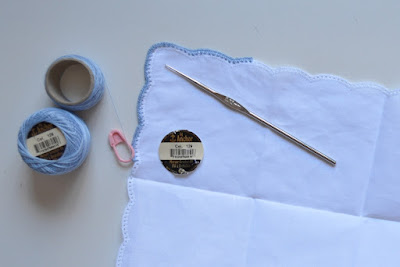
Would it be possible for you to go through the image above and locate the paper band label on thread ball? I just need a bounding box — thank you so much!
[27,122,67,159]
[159,130,204,175]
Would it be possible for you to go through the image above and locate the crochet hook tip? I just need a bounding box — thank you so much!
[165,64,174,72]
[165,64,184,77]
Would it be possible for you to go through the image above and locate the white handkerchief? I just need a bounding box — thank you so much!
[117,43,400,267]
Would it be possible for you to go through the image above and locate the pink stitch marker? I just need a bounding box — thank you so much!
[109,129,135,163]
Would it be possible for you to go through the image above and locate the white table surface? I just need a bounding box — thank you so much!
[1,1,399,266]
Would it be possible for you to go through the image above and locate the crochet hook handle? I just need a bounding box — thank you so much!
[165,65,336,166]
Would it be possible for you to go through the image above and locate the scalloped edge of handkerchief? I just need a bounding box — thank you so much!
[116,42,400,266]
[116,42,254,266]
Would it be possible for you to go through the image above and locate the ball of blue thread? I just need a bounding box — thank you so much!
[46,55,105,111]
[18,107,91,175]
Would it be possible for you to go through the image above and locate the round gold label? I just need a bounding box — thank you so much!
[159,130,204,175]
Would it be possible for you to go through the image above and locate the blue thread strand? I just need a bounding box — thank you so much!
[47,55,105,111]
[17,107,91,175]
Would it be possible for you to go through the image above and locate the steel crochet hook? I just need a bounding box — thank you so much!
[165,65,336,166]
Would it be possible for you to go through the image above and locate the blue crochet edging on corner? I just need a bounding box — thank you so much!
[133,42,252,154]
[116,42,253,266]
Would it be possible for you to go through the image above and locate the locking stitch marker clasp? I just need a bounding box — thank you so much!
[109,129,135,163]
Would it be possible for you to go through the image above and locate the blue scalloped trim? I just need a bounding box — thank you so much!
[116,42,400,266]
[252,61,400,95]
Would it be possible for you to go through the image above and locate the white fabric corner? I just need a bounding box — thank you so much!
[120,178,400,267]
[117,43,400,266]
